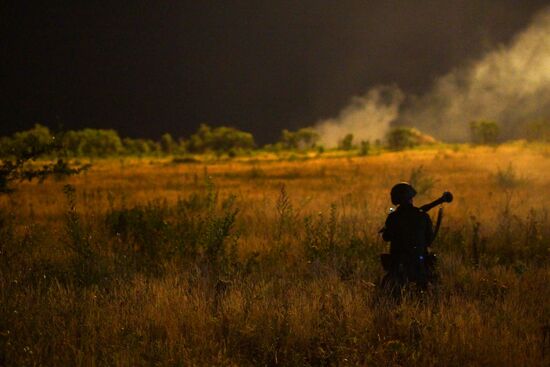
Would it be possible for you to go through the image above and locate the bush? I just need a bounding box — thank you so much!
[0,124,53,159]
[122,137,152,156]
[338,134,354,151]
[359,140,370,156]
[160,133,176,154]
[493,163,527,189]
[186,124,255,154]
[104,182,240,276]
[63,184,108,285]
[524,120,550,142]
[386,127,435,151]
[470,120,500,145]
[0,126,89,193]
[280,128,320,150]
[61,128,124,156]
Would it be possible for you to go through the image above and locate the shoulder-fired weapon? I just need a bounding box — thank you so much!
[420,191,453,242]
[378,191,453,236]
[419,191,453,213]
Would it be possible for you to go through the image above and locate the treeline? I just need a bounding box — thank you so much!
[0,124,329,158]
[0,123,418,159]
[2,119,549,159]
[0,124,256,158]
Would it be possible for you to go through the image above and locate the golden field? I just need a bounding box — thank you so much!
[1,143,550,366]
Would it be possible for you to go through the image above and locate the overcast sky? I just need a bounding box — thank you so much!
[2,1,548,143]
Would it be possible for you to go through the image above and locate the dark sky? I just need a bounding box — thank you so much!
[2,1,549,144]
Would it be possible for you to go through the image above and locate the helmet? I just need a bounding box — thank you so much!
[390,182,416,205]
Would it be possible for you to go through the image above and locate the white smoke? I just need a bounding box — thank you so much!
[314,86,404,147]
[315,7,550,145]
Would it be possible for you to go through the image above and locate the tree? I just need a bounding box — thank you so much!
[280,128,320,150]
[61,130,85,156]
[386,127,436,151]
[386,127,418,150]
[186,124,255,154]
[60,129,123,157]
[78,129,123,156]
[8,124,53,158]
[122,138,151,156]
[524,120,550,142]
[0,125,89,193]
[160,133,176,154]
[280,129,299,149]
[145,139,161,155]
[359,140,370,156]
[470,121,500,145]
[295,128,320,149]
[338,133,354,150]
[186,124,212,153]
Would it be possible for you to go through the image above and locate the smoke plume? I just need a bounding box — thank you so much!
[315,7,550,145]
[314,86,404,147]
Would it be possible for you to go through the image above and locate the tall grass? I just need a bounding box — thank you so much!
[1,143,550,365]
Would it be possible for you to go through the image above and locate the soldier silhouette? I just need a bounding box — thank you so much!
[379,182,435,294]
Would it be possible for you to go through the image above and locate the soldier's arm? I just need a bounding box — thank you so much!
[382,214,394,242]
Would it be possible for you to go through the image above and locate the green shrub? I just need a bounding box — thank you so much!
[122,137,153,156]
[386,127,435,151]
[493,163,527,189]
[359,140,370,156]
[470,120,500,145]
[105,181,240,276]
[524,120,550,142]
[338,134,354,151]
[0,127,89,193]
[62,128,124,156]
[280,128,320,150]
[160,133,176,154]
[63,184,108,285]
[186,124,255,154]
[303,203,378,279]
[275,185,296,241]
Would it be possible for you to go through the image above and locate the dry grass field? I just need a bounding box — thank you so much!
[2,142,550,366]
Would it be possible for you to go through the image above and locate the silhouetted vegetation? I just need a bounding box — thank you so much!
[0,124,256,159]
[278,128,320,150]
[62,128,124,156]
[386,127,436,150]
[160,133,177,154]
[2,120,549,163]
[493,163,529,189]
[470,120,500,145]
[338,133,354,150]
[186,124,255,155]
[0,124,89,193]
[359,140,371,156]
[122,137,161,156]
[524,120,550,142]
